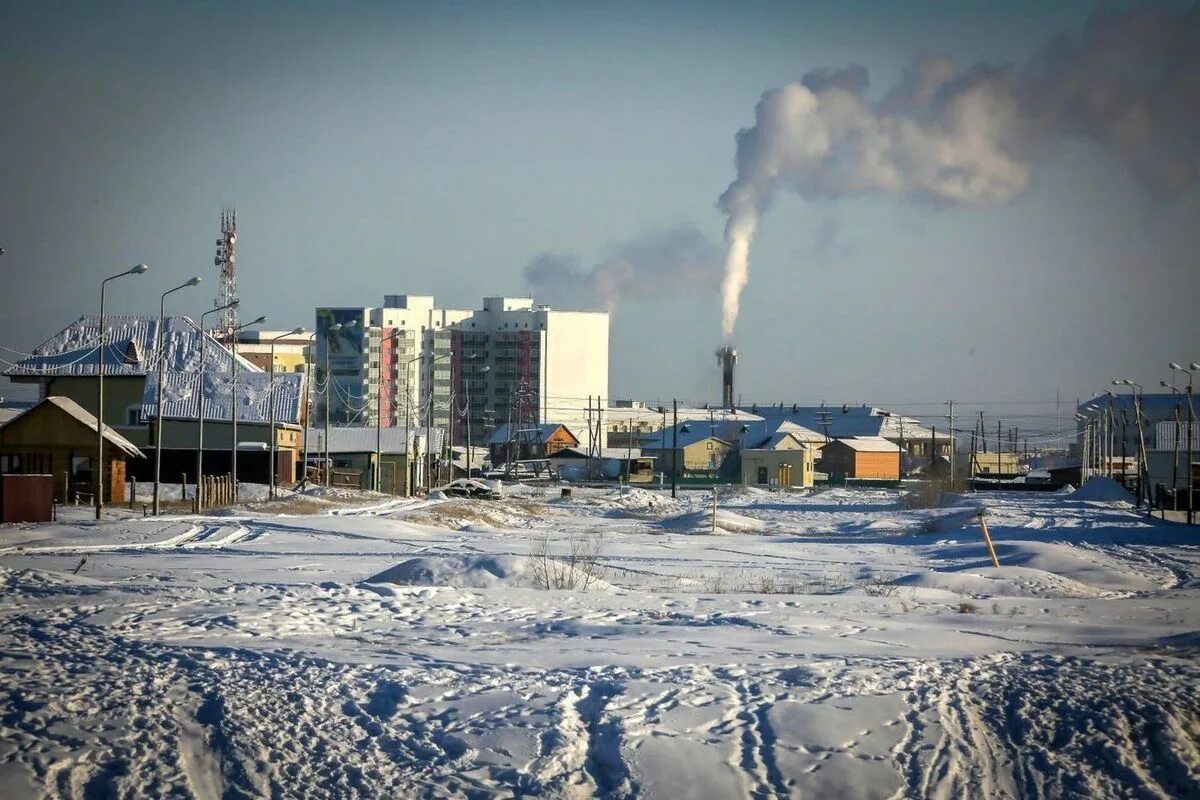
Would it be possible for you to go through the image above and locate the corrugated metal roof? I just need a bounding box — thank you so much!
[4,397,144,458]
[4,315,260,378]
[830,436,900,453]
[302,426,444,455]
[486,423,578,446]
[141,371,305,425]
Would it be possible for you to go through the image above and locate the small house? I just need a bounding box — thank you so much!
[0,396,144,503]
[741,432,816,488]
[487,423,579,466]
[818,436,901,480]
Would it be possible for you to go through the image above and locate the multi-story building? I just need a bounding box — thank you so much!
[314,296,609,449]
[234,329,313,374]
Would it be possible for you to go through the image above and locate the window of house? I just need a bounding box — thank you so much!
[125,404,142,425]
[757,467,768,484]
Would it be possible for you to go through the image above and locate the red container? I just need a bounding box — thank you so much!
[0,474,55,523]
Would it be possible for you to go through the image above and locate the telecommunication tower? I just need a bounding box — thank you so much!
[214,209,239,339]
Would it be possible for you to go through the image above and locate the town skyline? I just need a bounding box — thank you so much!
[2,0,1196,410]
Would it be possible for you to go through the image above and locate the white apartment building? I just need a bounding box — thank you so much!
[314,296,608,449]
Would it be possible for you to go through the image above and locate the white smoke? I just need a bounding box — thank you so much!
[717,4,1200,339]
[524,226,721,312]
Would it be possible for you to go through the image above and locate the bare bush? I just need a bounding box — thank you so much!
[529,533,607,591]
[862,572,901,597]
[958,602,979,614]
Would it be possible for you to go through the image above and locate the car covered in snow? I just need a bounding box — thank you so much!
[435,478,503,499]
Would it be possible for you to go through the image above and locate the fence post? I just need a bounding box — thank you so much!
[129,477,137,508]
[977,510,1001,568]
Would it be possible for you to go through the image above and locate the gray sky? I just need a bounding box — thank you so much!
[1,0,1196,428]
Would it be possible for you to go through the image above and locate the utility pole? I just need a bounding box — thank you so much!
[946,401,955,483]
[671,399,678,499]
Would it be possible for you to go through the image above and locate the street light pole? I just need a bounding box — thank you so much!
[269,328,304,499]
[375,329,403,492]
[1114,379,1149,511]
[466,364,489,481]
[402,352,423,496]
[424,352,452,492]
[95,264,148,519]
[671,399,678,499]
[153,275,201,515]
[1172,363,1197,525]
[230,315,266,503]
[300,331,316,488]
[197,300,238,512]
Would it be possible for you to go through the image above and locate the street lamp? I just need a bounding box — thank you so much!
[322,320,356,487]
[230,315,267,502]
[465,363,490,480]
[96,263,148,519]
[1169,363,1196,525]
[374,328,404,493]
[425,351,453,492]
[196,300,239,512]
[1113,379,1150,510]
[298,331,317,488]
[152,275,201,515]
[269,327,305,499]
[402,352,424,496]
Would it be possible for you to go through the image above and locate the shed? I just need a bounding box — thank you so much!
[818,436,901,480]
[487,423,579,466]
[0,396,145,503]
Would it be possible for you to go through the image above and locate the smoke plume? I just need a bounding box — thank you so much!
[718,4,1200,339]
[524,226,721,312]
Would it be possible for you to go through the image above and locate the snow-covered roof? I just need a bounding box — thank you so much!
[829,436,900,453]
[640,423,733,450]
[0,408,26,427]
[486,423,578,446]
[552,446,647,460]
[4,316,260,379]
[141,371,305,425]
[739,405,949,442]
[302,426,443,455]
[3,396,144,458]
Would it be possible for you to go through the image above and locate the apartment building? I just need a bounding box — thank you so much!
[314,296,608,448]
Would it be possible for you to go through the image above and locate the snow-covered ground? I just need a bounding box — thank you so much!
[1,482,1197,798]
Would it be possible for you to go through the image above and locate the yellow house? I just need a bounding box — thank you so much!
[741,432,816,488]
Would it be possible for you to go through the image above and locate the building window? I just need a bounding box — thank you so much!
[757,467,768,484]
[706,441,714,450]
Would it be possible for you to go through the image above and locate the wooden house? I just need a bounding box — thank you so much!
[0,396,144,503]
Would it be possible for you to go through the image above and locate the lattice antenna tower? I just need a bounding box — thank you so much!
[214,208,239,340]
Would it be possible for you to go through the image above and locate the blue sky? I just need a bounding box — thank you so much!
[1,1,1196,424]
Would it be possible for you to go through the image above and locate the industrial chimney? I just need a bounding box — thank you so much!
[716,346,737,411]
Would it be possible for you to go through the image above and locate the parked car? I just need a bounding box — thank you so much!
[435,478,502,499]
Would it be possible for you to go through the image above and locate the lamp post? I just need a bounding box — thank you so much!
[321,320,356,487]
[424,351,452,492]
[196,300,238,512]
[152,275,201,515]
[269,328,304,499]
[402,352,423,496]
[1170,362,1196,525]
[1113,379,1149,510]
[95,263,148,519]
[374,329,403,493]
[230,315,266,503]
[299,331,316,488]
[465,364,489,481]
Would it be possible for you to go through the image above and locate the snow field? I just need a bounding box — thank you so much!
[1,484,1197,798]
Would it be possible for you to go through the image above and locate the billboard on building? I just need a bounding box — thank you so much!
[315,308,368,423]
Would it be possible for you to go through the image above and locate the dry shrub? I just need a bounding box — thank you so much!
[529,533,607,591]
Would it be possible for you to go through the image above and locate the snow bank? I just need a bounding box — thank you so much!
[896,566,1111,599]
[922,507,985,533]
[366,555,530,588]
[659,509,768,535]
[363,555,613,591]
[1070,478,1135,504]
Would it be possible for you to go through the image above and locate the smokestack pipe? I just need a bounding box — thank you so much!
[717,346,737,412]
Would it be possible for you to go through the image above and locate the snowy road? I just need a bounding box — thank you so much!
[1,485,1198,798]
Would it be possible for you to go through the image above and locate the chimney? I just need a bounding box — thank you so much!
[716,346,737,411]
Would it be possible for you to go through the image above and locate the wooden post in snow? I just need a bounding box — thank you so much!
[977,510,1000,568]
[711,487,717,534]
